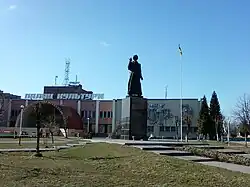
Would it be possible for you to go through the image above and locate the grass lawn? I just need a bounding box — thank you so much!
[0,143,250,187]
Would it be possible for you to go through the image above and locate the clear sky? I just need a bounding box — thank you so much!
[0,0,249,116]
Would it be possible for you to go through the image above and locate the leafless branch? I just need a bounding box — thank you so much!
[233,93,250,125]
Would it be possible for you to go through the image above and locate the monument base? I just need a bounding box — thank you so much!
[120,97,148,140]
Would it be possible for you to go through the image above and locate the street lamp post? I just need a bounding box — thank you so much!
[18,105,24,146]
[87,117,90,133]
[175,116,179,141]
[227,121,230,146]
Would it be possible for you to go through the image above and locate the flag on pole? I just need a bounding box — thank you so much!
[178,44,183,56]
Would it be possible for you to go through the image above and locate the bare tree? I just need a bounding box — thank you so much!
[42,115,59,144]
[183,105,193,142]
[222,116,230,135]
[62,116,69,138]
[34,103,43,157]
[183,115,192,142]
[233,94,250,147]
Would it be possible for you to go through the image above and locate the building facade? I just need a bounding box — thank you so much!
[112,98,201,139]
[0,87,201,139]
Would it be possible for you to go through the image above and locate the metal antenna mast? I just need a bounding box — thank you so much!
[54,76,58,85]
[69,75,80,85]
[64,58,70,86]
[165,85,168,99]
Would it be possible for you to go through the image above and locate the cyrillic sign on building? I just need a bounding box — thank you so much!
[24,93,104,100]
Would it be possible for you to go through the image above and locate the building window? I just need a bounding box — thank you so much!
[160,126,170,132]
[107,111,111,118]
[183,127,187,132]
[170,127,175,132]
[192,127,198,133]
[100,111,103,118]
[81,111,84,117]
[84,111,88,118]
[11,110,14,117]
[104,111,107,118]
[92,111,96,118]
[88,111,92,118]
[99,125,105,133]
[147,126,154,132]
[91,125,95,132]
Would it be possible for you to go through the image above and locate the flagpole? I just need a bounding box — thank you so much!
[180,54,183,142]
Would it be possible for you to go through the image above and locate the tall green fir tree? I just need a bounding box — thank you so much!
[197,95,211,138]
[209,91,223,140]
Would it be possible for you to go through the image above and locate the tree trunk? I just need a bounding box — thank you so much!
[36,126,41,155]
[215,124,219,141]
[186,124,190,142]
[64,128,68,138]
[245,133,248,147]
[18,133,22,146]
[176,124,179,141]
[51,132,54,144]
[34,104,42,157]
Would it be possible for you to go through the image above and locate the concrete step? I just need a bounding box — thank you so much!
[54,145,70,149]
[174,155,215,162]
[192,145,225,150]
[125,142,209,147]
[132,145,175,151]
[66,143,86,147]
[215,149,246,154]
[199,161,250,174]
[152,150,194,156]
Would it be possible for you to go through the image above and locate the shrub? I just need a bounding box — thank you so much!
[176,146,250,166]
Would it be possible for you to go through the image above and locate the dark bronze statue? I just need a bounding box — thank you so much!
[128,55,143,97]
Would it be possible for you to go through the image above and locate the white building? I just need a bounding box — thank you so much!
[112,98,201,139]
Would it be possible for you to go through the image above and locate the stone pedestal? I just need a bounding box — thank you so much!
[120,97,148,140]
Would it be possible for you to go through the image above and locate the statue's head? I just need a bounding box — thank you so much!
[133,55,138,61]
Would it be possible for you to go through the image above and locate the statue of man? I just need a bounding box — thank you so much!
[128,55,143,97]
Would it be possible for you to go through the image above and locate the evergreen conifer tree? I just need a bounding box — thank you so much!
[209,91,223,140]
[197,96,211,138]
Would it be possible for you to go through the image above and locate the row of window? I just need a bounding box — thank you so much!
[11,109,113,119]
[147,126,198,133]
[81,111,96,118]
[82,124,112,134]
[100,111,112,118]
[80,110,113,119]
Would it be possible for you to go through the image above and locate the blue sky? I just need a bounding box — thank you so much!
[0,0,249,116]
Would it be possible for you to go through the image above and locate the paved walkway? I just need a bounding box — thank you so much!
[200,161,250,174]
[88,139,250,174]
[88,138,209,146]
